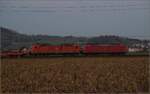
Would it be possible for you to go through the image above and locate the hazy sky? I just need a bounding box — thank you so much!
[0,0,150,39]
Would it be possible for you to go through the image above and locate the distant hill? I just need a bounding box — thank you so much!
[1,27,32,51]
[87,36,145,45]
[0,27,63,51]
[0,27,149,51]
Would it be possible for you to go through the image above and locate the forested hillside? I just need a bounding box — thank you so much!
[0,27,149,51]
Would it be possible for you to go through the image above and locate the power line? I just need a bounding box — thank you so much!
[0,1,149,13]
[1,0,149,2]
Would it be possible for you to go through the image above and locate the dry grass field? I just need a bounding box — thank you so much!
[1,56,149,93]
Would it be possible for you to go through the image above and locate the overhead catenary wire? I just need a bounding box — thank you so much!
[0,0,150,13]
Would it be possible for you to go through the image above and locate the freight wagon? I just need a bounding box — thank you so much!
[0,50,26,58]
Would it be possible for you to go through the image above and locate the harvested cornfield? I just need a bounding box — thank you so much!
[1,56,149,93]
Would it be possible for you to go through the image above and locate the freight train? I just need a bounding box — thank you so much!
[0,43,128,58]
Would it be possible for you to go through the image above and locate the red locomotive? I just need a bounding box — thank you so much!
[30,44,81,55]
[0,43,128,58]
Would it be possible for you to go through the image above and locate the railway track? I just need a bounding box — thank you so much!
[1,53,149,59]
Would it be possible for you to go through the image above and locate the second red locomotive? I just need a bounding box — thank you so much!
[83,44,128,54]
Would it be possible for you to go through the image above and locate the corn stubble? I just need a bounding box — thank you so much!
[1,57,149,93]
